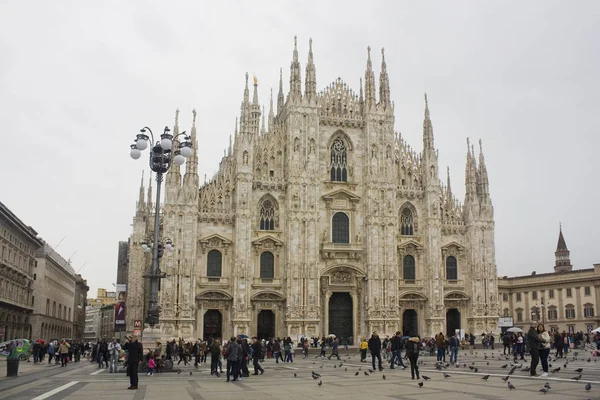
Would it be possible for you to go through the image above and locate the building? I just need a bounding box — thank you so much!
[73,275,89,341]
[89,288,117,307]
[127,39,499,342]
[498,228,600,334]
[0,201,43,341]
[116,240,129,286]
[31,242,80,340]
[83,306,101,343]
[99,304,115,340]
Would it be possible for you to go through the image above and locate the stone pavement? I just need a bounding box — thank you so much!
[1,348,600,399]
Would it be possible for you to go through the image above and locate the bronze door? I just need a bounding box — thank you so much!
[328,293,353,340]
[402,309,418,337]
[203,310,222,339]
[446,308,461,337]
[257,310,275,340]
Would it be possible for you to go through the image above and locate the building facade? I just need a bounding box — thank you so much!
[84,306,101,343]
[31,242,80,340]
[73,275,89,340]
[99,304,115,340]
[0,201,43,341]
[127,39,499,342]
[498,228,600,334]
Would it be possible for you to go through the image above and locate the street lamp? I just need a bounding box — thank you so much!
[130,126,192,328]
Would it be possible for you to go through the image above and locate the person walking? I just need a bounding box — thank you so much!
[209,339,221,375]
[58,340,71,367]
[449,333,459,364]
[124,336,143,390]
[225,337,240,382]
[359,337,368,362]
[435,332,446,362]
[538,324,551,377]
[328,338,340,360]
[405,336,420,380]
[527,322,542,377]
[368,331,383,371]
[108,338,122,373]
[389,332,406,369]
[250,337,265,375]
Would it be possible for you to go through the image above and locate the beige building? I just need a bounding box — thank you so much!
[127,39,499,342]
[89,288,117,307]
[0,201,43,341]
[498,228,600,334]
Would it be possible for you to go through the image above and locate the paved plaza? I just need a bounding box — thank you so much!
[1,348,599,400]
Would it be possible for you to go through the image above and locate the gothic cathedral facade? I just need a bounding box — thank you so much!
[127,38,499,343]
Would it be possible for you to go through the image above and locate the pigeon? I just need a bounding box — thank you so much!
[334,365,337,368]
[575,368,583,373]
[551,367,561,373]
[345,368,347,372]
[544,382,551,389]
[585,383,591,391]
[294,373,297,377]
[364,371,369,376]
[501,364,508,368]
[355,371,359,376]
[539,387,549,394]
[444,373,450,378]
[312,371,321,377]
[318,380,322,386]
[422,375,431,380]
[215,371,220,377]
[368,368,374,373]
[177,370,181,374]
[418,381,423,387]
[508,366,517,375]
[508,382,516,390]
[189,371,192,375]
[474,368,478,373]
[571,375,582,381]
[382,374,386,380]
[502,375,509,381]
[587,358,591,362]
[481,375,490,380]
[468,366,475,370]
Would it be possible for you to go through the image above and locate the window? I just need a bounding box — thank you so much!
[260,252,274,279]
[53,301,56,317]
[531,307,541,321]
[68,308,71,321]
[565,306,575,319]
[259,199,276,230]
[549,289,554,299]
[547,308,557,320]
[566,288,572,297]
[46,299,50,315]
[584,304,594,318]
[517,311,523,322]
[330,138,348,182]
[532,291,537,300]
[446,256,458,280]
[584,286,591,296]
[31,296,34,306]
[516,293,522,302]
[400,209,414,236]
[403,255,416,281]
[502,293,508,302]
[206,250,222,277]
[332,212,350,244]
[503,308,509,317]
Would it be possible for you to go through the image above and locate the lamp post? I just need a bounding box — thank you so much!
[130,126,192,329]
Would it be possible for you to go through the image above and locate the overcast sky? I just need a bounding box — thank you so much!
[1,1,598,297]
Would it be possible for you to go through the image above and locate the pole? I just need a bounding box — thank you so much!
[147,171,163,327]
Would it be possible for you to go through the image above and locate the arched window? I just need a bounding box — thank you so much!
[503,308,510,317]
[330,138,348,182]
[446,256,458,280]
[332,212,349,243]
[207,250,222,277]
[259,199,275,230]
[400,208,414,235]
[403,255,416,280]
[260,252,274,279]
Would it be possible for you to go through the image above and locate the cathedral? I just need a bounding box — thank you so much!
[126,37,499,343]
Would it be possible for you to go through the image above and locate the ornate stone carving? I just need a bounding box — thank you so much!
[331,270,352,284]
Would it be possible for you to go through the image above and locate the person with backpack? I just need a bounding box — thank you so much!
[405,336,420,380]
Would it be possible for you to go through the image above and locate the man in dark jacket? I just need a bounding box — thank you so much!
[123,336,143,390]
[368,331,383,371]
[225,337,240,382]
[250,337,265,375]
[389,332,406,369]
[527,322,542,377]
[238,337,250,377]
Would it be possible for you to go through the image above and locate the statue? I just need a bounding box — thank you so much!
[356,231,362,244]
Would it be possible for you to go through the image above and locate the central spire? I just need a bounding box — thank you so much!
[364,46,376,109]
[289,35,302,102]
[304,38,317,101]
[422,93,435,151]
[379,47,390,108]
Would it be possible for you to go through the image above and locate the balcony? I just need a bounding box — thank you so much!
[399,279,424,288]
[320,242,363,260]
[444,279,465,290]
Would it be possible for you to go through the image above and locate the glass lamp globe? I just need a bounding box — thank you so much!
[136,138,148,150]
[180,145,192,158]
[165,243,173,251]
[160,137,173,150]
[173,154,185,166]
[130,148,142,160]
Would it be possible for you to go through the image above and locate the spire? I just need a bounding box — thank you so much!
[277,68,284,115]
[465,138,477,201]
[304,38,317,101]
[184,109,199,187]
[478,139,490,197]
[228,135,232,156]
[422,93,435,151]
[554,224,572,273]
[446,166,452,199]
[289,36,302,102]
[243,72,250,105]
[268,88,275,130]
[147,173,153,211]
[261,106,266,135]
[364,46,376,109]
[378,47,390,108]
[234,117,238,137]
[137,170,145,210]
[252,75,259,105]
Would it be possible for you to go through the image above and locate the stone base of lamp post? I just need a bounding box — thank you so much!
[141,326,162,351]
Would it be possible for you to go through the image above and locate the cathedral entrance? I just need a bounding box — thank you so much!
[203,310,222,340]
[446,308,461,337]
[328,292,353,340]
[257,310,275,340]
[402,309,418,337]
